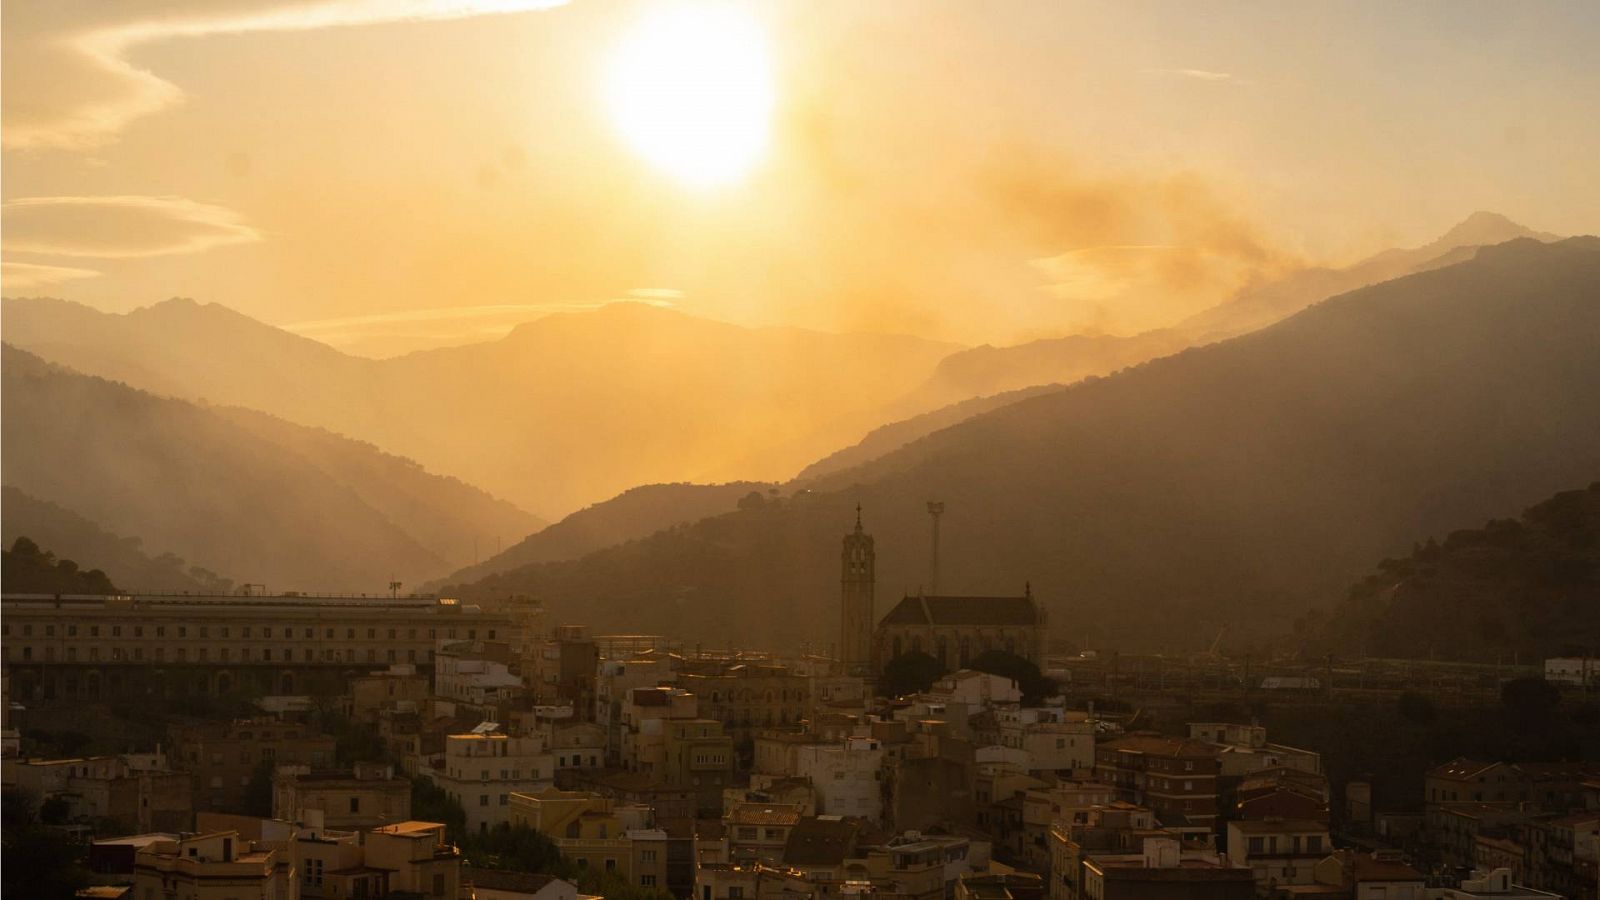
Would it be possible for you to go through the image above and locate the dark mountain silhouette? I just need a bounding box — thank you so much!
[1,347,540,591]
[799,213,1561,480]
[1313,482,1600,663]
[445,237,1600,650]
[2,299,957,518]
[1,487,211,592]
[797,386,1060,482]
[1176,210,1559,341]
[430,480,779,589]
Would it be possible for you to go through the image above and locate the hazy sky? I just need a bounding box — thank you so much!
[4,0,1597,354]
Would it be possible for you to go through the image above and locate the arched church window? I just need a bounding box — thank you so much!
[911,636,923,654]
[893,637,903,659]
[959,637,971,667]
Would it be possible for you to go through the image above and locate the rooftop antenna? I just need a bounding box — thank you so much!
[926,501,945,596]
[389,580,402,599]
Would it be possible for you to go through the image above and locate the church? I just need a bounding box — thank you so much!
[837,506,1047,676]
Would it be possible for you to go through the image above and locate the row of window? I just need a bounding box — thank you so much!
[5,622,494,641]
[705,688,809,703]
[1244,834,1324,856]
[447,768,544,781]
[889,633,1024,661]
[6,644,428,664]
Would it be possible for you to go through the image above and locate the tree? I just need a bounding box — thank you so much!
[39,795,72,826]
[1,786,90,899]
[879,651,946,697]
[1397,691,1436,724]
[243,759,275,818]
[2,823,89,899]
[1501,677,1561,725]
[411,777,466,839]
[461,822,565,872]
[968,649,1059,704]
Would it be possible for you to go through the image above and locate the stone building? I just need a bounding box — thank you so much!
[831,511,1047,675]
[169,718,337,812]
[1,591,513,702]
[427,731,554,834]
[272,760,411,831]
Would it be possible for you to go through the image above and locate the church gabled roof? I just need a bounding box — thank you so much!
[878,593,1040,627]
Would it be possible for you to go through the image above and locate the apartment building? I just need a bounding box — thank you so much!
[1225,818,1331,892]
[170,718,337,812]
[507,788,669,890]
[1094,733,1223,833]
[428,731,555,833]
[1079,836,1253,900]
[133,830,292,900]
[272,760,411,831]
[3,748,192,833]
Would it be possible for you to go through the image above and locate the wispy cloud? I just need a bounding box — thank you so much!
[1,261,104,290]
[1145,67,1241,83]
[626,287,684,301]
[2,0,570,150]
[2,195,261,258]
[284,303,600,335]
[282,296,681,353]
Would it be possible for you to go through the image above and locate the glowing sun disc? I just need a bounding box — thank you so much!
[603,4,774,187]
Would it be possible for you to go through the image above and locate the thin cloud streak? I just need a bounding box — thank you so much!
[282,298,683,354]
[1,261,104,289]
[3,0,570,150]
[2,195,262,258]
[1144,68,1240,83]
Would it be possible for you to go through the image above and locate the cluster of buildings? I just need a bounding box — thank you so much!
[3,512,1598,900]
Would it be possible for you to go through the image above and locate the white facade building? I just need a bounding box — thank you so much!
[435,652,522,708]
[430,732,555,833]
[1545,657,1599,686]
[794,737,884,823]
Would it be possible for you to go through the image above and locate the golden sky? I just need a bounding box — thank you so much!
[4,0,1598,355]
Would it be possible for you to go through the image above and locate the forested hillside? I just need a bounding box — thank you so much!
[1314,483,1600,662]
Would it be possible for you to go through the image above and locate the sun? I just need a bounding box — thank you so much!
[603,3,774,188]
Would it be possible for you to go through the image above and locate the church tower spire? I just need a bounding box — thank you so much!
[840,504,876,676]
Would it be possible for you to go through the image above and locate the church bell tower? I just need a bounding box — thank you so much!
[840,504,876,675]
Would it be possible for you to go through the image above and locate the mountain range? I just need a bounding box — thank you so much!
[1,347,539,592]
[1,299,957,518]
[800,211,1559,480]
[441,237,1600,649]
[1,213,1548,523]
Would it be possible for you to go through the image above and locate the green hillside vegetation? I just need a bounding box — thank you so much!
[3,537,117,594]
[1314,482,1600,662]
[2,347,539,592]
[1,487,213,591]
[448,238,1600,649]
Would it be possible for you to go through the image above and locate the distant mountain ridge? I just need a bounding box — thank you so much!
[801,213,1562,480]
[430,480,779,589]
[2,299,958,518]
[1175,210,1559,341]
[1,346,541,591]
[444,237,1600,649]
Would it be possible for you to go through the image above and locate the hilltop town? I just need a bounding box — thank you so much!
[4,511,1597,900]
